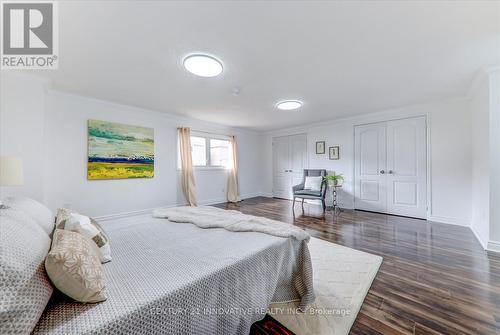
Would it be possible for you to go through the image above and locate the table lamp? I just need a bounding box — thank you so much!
[0,156,24,186]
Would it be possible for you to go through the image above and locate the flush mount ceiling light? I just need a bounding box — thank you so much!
[276,100,303,111]
[183,54,223,77]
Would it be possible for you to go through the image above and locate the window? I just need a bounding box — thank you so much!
[179,133,231,168]
[190,136,207,166]
[209,139,230,167]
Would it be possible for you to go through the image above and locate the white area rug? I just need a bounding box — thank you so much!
[269,237,382,335]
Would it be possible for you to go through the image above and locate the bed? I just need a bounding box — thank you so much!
[32,214,314,335]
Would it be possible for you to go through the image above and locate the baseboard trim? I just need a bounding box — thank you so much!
[427,215,470,227]
[487,240,500,254]
[470,225,489,250]
[94,193,269,221]
[94,203,179,221]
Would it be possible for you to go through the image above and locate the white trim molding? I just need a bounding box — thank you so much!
[427,215,470,227]
[94,203,179,221]
[487,240,500,253]
[94,193,271,221]
[470,225,489,250]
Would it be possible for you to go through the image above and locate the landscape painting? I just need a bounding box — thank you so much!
[88,120,154,180]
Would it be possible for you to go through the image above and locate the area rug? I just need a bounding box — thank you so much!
[266,237,383,335]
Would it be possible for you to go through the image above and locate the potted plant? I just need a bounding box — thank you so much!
[324,172,344,187]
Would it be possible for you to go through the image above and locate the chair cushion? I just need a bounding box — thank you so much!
[295,190,322,197]
[0,207,53,334]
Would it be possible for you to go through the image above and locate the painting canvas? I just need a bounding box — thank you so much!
[88,120,154,180]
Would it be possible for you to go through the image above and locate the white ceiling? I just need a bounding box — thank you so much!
[37,1,500,131]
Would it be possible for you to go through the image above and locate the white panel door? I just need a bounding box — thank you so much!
[290,134,307,193]
[273,134,307,200]
[354,123,387,212]
[273,136,291,199]
[386,117,427,218]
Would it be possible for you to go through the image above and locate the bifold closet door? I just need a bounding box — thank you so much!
[354,122,388,213]
[272,136,291,199]
[290,134,307,193]
[354,117,427,219]
[272,134,307,200]
[386,117,427,218]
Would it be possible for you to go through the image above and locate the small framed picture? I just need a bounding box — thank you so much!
[329,146,339,160]
[316,141,326,154]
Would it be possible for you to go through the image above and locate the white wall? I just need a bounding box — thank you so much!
[1,74,264,217]
[468,67,500,251]
[0,73,49,201]
[42,90,264,217]
[488,69,500,246]
[469,73,490,248]
[263,98,473,226]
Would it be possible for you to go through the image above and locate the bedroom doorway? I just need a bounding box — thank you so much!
[354,116,427,219]
[272,134,307,199]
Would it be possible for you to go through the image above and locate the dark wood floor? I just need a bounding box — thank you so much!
[214,197,500,335]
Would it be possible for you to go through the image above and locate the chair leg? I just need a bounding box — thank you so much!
[301,198,305,211]
[322,199,326,212]
[292,197,296,209]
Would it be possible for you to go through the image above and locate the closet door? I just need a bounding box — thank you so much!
[290,134,307,195]
[272,136,291,199]
[386,117,427,218]
[354,122,387,212]
[272,134,307,200]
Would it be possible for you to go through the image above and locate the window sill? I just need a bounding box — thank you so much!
[177,166,229,171]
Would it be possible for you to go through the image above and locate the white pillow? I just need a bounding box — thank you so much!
[2,196,54,235]
[0,207,54,334]
[64,213,112,263]
[304,176,323,191]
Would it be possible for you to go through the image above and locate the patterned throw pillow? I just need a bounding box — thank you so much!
[45,229,107,303]
[55,208,111,263]
[0,207,54,334]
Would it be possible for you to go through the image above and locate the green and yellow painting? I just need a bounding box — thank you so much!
[88,120,154,180]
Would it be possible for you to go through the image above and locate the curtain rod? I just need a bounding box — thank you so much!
[190,129,234,138]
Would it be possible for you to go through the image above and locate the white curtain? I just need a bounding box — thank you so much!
[178,127,197,206]
[227,135,241,203]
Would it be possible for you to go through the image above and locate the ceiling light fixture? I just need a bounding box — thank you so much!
[183,54,223,77]
[276,100,303,111]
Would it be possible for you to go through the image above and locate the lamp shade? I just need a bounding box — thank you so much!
[0,156,24,186]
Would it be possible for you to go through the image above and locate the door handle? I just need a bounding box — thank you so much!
[380,170,385,174]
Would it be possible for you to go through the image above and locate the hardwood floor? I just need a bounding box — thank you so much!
[214,197,500,335]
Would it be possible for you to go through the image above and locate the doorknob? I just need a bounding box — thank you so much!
[380,170,385,174]
[388,170,394,174]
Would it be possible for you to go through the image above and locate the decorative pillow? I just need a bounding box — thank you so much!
[56,208,111,263]
[2,196,54,235]
[45,229,107,303]
[0,207,54,334]
[304,176,323,191]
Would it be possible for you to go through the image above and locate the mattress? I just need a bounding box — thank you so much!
[33,214,314,335]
